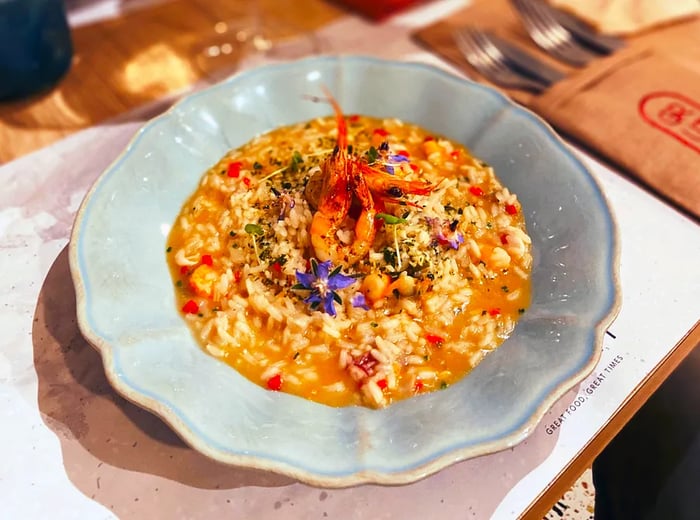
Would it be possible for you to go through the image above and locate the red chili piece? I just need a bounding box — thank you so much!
[271,262,282,273]
[234,270,242,283]
[376,379,388,390]
[425,333,445,346]
[414,379,424,393]
[373,128,389,136]
[505,204,518,215]
[201,254,213,266]
[500,233,509,245]
[242,177,251,188]
[182,300,199,314]
[469,186,484,197]
[450,150,460,160]
[423,135,434,142]
[397,149,410,157]
[267,374,282,391]
[227,161,242,178]
[409,163,419,172]
[180,265,189,275]
[349,114,360,122]
[489,308,501,316]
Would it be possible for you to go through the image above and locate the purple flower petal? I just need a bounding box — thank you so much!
[322,296,337,316]
[304,293,322,306]
[351,293,370,310]
[316,260,331,280]
[295,271,316,288]
[328,272,355,291]
[388,154,409,163]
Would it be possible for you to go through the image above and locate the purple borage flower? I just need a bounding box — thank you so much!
[293,259,355,316]
[426,217,465,250]
[383,153,409,175]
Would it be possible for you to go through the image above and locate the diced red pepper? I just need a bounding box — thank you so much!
[234,270,242,283]
[500,233,509,245]
[349,114,360,122]
[267,374,282,391]
[373,128,389,137]
[305,258,311,271]
[414,379,424,393]
[227,161,242,178]
[271,262,282,273]
[182,299,199,314]
[423,135,434,142]
[397,149,410,157]
[376,379,388,390]
[489,308,501,316]
[201,254,213,266]
[242,177,251,188]
[505,203,518,215]
[409,163,419,172]
[450,150,461,160]
[180,265,189,275]
[425,333,445,346]
[469,186,484,197]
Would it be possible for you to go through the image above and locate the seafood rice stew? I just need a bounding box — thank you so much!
[167,98,533,409]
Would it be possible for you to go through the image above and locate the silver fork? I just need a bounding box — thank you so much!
[453,27,547,93]
[511,0,596,67]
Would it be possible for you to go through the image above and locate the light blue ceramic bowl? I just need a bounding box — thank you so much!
[69,56,620,486]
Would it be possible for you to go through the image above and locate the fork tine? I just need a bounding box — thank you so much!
[453,27,547,93]
[511,0,595,67]
[461,28,509,75]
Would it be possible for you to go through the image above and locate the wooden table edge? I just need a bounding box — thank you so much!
[521,318,700,520]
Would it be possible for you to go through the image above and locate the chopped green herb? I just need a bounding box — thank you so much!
[440,381,448,390]
[518,308,526,314]
[253,161,263,170]
[293,352,300,359]
[367,146,378,164]
[290,151,303,172]
[244,223,264,236]
[166,246,172,253]
[282,181,292,190]
[229,230,236,237]
[370,322,379,328]
[176,280,182,287]
[382,246,398,267]
[375,213,407,225]
[197,313,204,318]
[501,285,510,293]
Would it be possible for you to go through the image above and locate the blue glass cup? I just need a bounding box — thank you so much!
[0,0,73,101]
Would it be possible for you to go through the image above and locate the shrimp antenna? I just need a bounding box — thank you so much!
[304,87,347,151]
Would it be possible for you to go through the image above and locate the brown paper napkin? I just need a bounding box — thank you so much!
[413,0,700,220]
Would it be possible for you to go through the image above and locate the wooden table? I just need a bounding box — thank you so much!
[0,0,342,163]
[2,1,699,518]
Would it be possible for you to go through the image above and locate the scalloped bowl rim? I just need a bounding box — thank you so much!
[69,55,621,487]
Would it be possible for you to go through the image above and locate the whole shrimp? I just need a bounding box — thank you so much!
[310,92,375,266]
[309,91,435,266]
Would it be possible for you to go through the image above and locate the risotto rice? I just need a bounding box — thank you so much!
[167,110,532,408]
